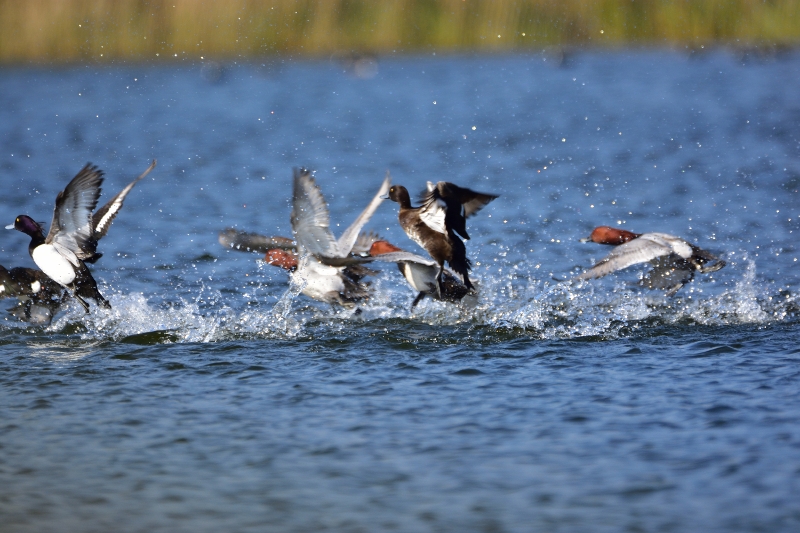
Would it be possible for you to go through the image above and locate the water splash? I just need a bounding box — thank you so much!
[2,254,795,344]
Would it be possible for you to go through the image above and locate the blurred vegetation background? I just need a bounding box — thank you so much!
[1,0,798,64]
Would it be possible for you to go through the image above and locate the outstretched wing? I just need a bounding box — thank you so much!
[351,231,383,256]
[369,250,438,267]
[420,181,497,240]
[45,163,104,262]
[291,168,338,257]
[431,181,498,218]
[574,234,675,281]
[218,228,296,254]
[92,159,155,240]
[336,172,390,256]
[641,255,695,293]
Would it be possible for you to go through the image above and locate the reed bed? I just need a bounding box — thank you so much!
[1,0,798,64]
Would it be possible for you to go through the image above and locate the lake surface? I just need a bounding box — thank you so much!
[1,49,799,532]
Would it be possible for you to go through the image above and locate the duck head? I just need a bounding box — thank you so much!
[387,185,412,208]
[369,240,403,256]
[264,249,298,272]
[6,215,45,239]
[581,226,641,245]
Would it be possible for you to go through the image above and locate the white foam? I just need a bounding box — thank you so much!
[6,252,790,343]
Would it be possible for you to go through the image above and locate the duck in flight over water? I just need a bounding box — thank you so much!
[386,180,497,297]
[219,168,389,307]
[218,229,381,307]
[6,160,156,313]
[574,225,726,295]
[286,168,389,307]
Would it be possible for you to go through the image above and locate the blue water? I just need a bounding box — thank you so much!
[1,50,800,532]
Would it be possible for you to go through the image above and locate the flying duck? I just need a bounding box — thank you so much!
[6,160,155,320]
[219,228,380,307]
[368,240,471,309]
[7,160,156,313]
[386,180,497,297]
[289,168,389,306]
[574,226,726,295]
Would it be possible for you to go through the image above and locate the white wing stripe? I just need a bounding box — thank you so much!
[419,203,446,234]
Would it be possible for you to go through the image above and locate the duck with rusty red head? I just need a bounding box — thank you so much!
[575,225,726,295]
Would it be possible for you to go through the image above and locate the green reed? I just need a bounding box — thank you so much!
[1,0,798,64]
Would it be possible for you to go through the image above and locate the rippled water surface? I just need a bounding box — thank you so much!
[1,50,800,532]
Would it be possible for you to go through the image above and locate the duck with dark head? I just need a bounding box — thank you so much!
[6,160,156,314]
[386,180,497,298]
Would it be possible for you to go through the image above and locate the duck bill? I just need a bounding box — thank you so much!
[579,235,592,242]
[5,224,14,230]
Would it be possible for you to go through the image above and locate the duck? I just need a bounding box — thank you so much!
[574,225,726,295]
[0,265,64,324]
[263,245,378,305]
[287,168,390,306]
[368,240,471,309]
[219,227,381,307]
[0,265,64,302]
[6,160,156,313]
[386,180,497,296]
[221,169,389,307]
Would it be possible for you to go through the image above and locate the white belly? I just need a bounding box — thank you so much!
[31,245,76,286]
[291,257,345,303]
[400,262,437,292]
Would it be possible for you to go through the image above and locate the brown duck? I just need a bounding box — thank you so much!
[387,181,497,296]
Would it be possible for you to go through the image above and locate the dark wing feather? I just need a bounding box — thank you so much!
[421,181,498,240]
[641,255,695,293]
[690,245,726,273]
[218,228,296,254]
[45,163,104,260]
[435,182,499,218]
[92,159,155,240]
